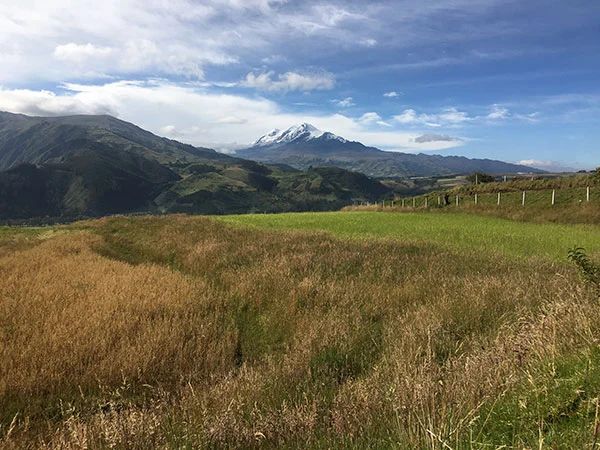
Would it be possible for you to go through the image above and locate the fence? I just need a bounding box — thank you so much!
[378,186,596,209]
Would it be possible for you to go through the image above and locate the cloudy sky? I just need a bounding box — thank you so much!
[1,0,599,170]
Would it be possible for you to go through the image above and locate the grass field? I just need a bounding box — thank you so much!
[217,210,600,261]
[1,212,600,448]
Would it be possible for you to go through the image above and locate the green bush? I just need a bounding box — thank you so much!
[568,247,600,293]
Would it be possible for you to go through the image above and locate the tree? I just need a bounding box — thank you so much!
[466,171,495,185]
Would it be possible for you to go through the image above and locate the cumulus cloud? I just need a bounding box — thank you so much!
[383,91,400,98]
[0,86,118,116]
[486,104,510,120]
[356,112,392,127]
[394,107,474,127]
[243,70,335,92]
[332,97,355,108]
[413,133,463,143]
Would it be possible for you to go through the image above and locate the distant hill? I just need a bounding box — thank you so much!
[0,112,391,220]
[236,123,545,178]
[0,111,226,170]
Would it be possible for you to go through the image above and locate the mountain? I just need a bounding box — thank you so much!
[0,111,228,170]
[0,112,391,221]
[236,123,544,177]
[253,123,348,146]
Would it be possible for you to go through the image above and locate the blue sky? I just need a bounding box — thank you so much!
[0,0,599,170]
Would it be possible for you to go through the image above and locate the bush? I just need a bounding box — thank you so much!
[567,247,600,293]
[466,171,495,184]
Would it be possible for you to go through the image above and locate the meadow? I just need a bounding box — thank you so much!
[217,210,600,261]
[1,211,600,448]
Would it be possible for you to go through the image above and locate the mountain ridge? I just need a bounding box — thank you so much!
[0,112,392,220]
[237,123,544,177]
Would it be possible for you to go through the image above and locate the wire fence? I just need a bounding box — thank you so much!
[353,187,597,209]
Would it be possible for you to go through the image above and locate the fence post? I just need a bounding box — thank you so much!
[498,192,501,205]
[438,196,441,206]
[552,189,555,206]
[522,191,526,206]
[588,186,590,202]
[402,199,405,208]
[475,194,478,205]
[456,195,459,206]
[413,198,416,208]
[425,197,429,207]
[504,175,507,182]
[392,200,394,208]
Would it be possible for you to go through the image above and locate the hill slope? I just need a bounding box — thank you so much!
[0,113,392,220]
[236,123,544,177]
[0,111,226,170]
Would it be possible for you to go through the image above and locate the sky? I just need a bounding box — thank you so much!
[0,0,599,171]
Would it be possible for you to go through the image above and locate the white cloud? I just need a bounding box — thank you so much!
[243,70,335,92]
[438,107,472,125]
[393,106,534,127]
[332,97,355,108]
[54,43,113,62]
[486,104,510,120]
[215,115,247,124]
[360,38,378,47]
[160,125,178,135]
[358,112,381,124]
[0,81,465,153]
[383,91,401,98]
[312,5,363,27]
[517,159,577,172]
[393,109,442,127]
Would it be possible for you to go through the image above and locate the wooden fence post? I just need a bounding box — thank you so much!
[402,199,405,208]
[475,194,478,205]
[438,196,441,206]
[498,192,501,205]
[413,198,416,208]
[552,189,555,206]
[425,197,429,207]
[456,195,459,206]
[522,191,526,206]
[588,186,591,202]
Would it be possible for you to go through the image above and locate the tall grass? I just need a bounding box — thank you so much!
[1,215,599,448]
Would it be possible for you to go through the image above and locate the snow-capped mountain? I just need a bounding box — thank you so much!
[237,123,543,178]
[253,123,347,146]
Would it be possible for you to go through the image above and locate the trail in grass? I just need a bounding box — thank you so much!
[217,211,600,261]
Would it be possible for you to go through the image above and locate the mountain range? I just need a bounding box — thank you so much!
[0,112,390,221]
[0,112,544,221]
[236,123,542,178]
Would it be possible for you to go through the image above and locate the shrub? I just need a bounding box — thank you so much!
[466,171,495,184]
[567,246,600,293]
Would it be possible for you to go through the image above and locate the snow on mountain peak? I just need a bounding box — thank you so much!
[253,123,347,146]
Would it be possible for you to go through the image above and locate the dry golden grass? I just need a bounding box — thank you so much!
[1,214,599,448]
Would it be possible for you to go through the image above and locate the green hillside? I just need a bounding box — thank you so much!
[0,112,393,220]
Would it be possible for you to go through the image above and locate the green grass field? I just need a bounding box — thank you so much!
[217,210,600,261]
